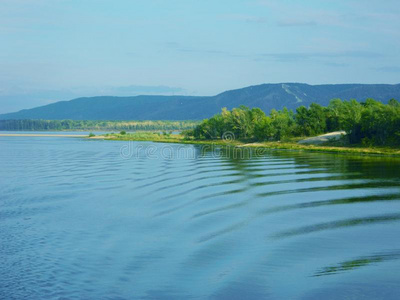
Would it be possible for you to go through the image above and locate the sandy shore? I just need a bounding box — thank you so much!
[0,134,86,137]
[298,131,346,145]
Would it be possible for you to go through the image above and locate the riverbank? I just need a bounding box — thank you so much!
[90,132,400,157]
[0,133,86,137]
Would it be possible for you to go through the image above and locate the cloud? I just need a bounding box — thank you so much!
[217,14,268,24]
[259,51,383,62]
[256,0,400,33]
[178,48,228,55]
[373,66,400,73]
[324,62,350,68]
[277,20,317,27]
[163,42,245,58]
[164,42,383,65]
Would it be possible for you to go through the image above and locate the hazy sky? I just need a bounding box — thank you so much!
[1,0,399,113]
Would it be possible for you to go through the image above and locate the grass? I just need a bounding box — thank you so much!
[91,132,400,157]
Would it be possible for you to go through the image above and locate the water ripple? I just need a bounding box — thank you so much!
[1,138,400,299]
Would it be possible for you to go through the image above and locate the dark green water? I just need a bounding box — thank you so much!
[1,136,400,299]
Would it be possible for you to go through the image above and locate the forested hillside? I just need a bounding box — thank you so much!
[1,83,399,120]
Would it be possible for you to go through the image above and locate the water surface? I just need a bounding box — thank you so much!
[1,135,400,299]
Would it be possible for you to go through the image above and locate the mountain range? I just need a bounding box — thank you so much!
[1,83,399,120]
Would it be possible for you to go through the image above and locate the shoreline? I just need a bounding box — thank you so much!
[2,132,398,157]
[91,134,400,157]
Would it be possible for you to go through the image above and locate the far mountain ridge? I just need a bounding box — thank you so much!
[1,83,399,120]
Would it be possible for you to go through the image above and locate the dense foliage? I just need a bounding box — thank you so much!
[0,120,199,131]
[185,99,400,146]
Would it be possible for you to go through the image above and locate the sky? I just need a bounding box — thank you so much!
[1,0,399,113]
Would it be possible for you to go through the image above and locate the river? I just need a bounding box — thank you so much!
[1,135,400,299]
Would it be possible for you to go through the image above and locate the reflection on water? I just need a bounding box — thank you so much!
[273,212,400,239]
[1,136,400,299]
[314,250,400,277]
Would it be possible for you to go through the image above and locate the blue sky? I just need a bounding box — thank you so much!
[0,0,399,113]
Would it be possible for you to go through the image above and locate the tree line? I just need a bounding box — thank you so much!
[184,98,400,146]
[0,120,199,131]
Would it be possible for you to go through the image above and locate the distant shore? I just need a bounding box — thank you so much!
[0,133,86,137]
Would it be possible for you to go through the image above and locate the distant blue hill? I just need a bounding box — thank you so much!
[1,83,399,120]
